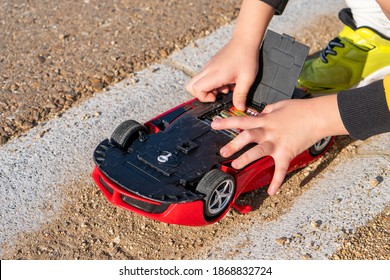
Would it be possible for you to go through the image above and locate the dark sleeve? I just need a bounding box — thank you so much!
[260,0,289,15]
[337,80,390,140]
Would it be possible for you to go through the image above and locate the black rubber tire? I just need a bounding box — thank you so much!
[196,169,235,220]
[110,120,147,150]
[309,136,332,156]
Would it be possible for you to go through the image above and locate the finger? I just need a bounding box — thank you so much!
[217,85,231,94]
[219,130,257,158]
[185,70,208,96]
[267,157,290,196]
[191,73,235,103]
[211,115,260,131]
[232,76,254,111]
[231,143,269,169]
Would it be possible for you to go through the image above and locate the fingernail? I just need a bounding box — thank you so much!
[237,103,246,111]
[231,160,240,169]
[268,187,277,196]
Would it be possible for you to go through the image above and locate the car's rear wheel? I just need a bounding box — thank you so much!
[309,136,332,156]
[196,169,236,220]
[110,120,147,150]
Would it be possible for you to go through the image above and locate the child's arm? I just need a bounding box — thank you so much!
[377,0,390,19]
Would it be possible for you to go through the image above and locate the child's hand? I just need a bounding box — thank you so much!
[186,0,275,110]
[186,38,259,111]
[211,95,347,195]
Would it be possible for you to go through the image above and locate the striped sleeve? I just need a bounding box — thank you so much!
[260,0,289,15]
[337,77,390,140]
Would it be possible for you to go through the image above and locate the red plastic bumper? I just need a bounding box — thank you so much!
[92,167,229,226]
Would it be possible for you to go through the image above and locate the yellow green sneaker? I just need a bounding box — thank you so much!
[298,10,390,93]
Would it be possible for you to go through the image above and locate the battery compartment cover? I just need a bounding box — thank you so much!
[246,29,310,108]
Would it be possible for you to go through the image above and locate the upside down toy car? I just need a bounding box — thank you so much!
[92,30,334,226]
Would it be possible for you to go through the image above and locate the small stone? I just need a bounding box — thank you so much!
[301,253,312,260]
[159,49,168,58]
[31,81,40,90]
[45,103,57,110]
[91,82,104,91]
[60,70,68,79]
[113,236,120,244]
[59,34,70,40]
[10,84,19,91]
[311,220,322,228]
[37,54,46,63]
[35,128,49,139]
[369,176,383,187]
[90,77,101,84]
[370,179,379,187]
[103,75,114,84]
[131,78,140,84]
[275,237,288,245]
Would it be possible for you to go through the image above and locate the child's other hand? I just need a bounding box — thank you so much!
[211,96,346,196]
[186,38,259,111]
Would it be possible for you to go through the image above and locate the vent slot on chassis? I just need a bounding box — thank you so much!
[120,194,170,213]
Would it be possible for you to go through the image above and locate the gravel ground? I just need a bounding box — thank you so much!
[0,0,388,260]
[0,0,241,145]
[331,204,390,260]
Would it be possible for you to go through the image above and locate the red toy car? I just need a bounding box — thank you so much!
[92,30,334,226]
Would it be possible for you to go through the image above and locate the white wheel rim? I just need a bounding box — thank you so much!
[313,136,331,152]
[208,179,234,215]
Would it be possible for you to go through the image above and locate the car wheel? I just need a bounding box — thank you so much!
[110,120,147,150]
[196,169,236,220]
[309,136,332,156]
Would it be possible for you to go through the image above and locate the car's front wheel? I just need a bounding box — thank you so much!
[196,169,236,220]
[110,120,147,150]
